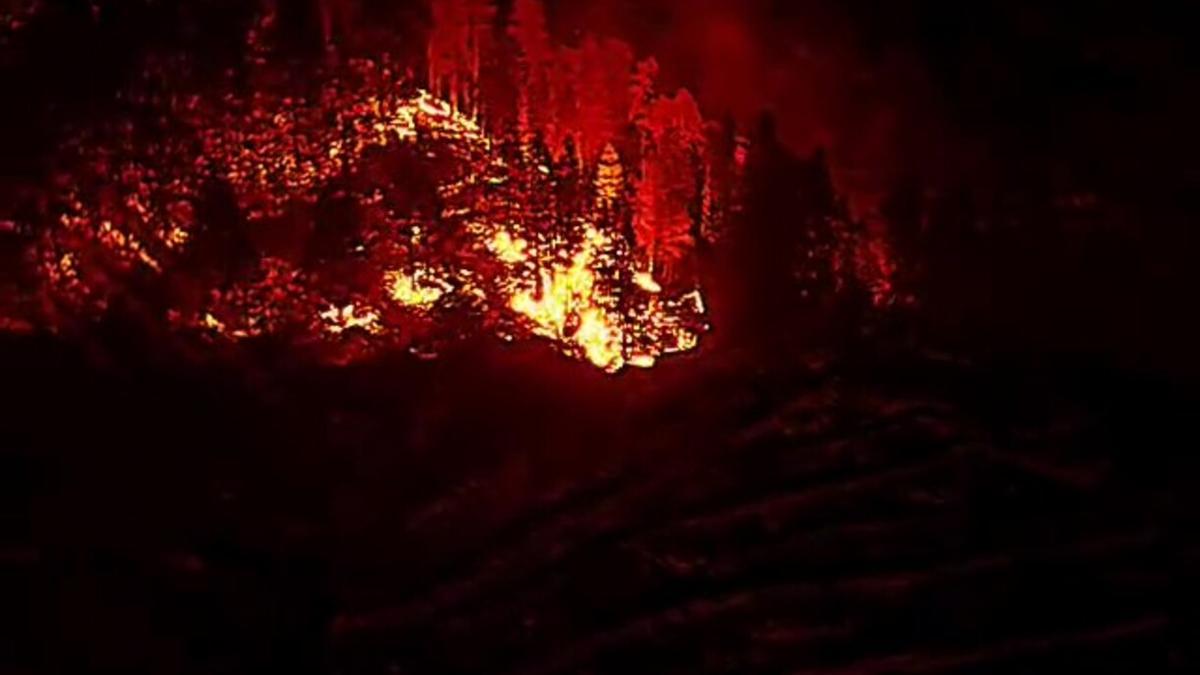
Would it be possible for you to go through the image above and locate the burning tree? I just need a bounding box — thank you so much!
[578,37,634,162]
[427,0,495,115]
[0,0,899,372]
[594,143,626,213]
[508,0,553,144]
[634,90,705,282]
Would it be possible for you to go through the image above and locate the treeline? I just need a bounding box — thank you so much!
[427,0,731,283]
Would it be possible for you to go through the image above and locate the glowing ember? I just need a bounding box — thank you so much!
[320,304,382,336]
[628,354,657,369]
[2,1,725,373]
[510,226,626,371]
[387,268,449,310]
[633,272,663,294]
[487,230,529,264]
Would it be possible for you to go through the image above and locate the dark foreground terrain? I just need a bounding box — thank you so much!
[2,1,1199,673]
[1,333,1193,674]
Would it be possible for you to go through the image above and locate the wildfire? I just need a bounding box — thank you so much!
[320,304,383,336]
[0,0,908,374]
[14,70,711,371]
[487,230,528,264]
[510,226,626,371]
[633,271,663,294]
[386,268,450,310]
[3,3,723,373]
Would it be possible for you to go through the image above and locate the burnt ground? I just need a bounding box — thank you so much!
[1,330,1194,674]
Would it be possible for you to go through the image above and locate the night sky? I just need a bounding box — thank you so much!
[546,1,1199,220]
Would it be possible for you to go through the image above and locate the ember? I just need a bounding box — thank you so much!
[2,0,732,372]
[4,5,1186,675]
[0,0,897,371]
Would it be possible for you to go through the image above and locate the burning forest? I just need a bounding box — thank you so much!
[1,3,1195,675]
[0,0,897,373]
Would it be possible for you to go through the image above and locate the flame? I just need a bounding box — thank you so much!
[633,271,663,294]
[510,229,625,372]
[320,303,382,335]
[0,2,906,374]
[387,268,449,310]
[13,54,710,373]
[628,354,657,369]
[506,223,641,372]
[488,230,528,264]
[575,307,623,372]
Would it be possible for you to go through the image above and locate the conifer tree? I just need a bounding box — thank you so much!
[554,135,585,235]
[508,0,553,142]
[594,143,625,214]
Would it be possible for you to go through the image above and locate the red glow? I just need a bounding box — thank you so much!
[0,0,905,368]
[5,1,726,372]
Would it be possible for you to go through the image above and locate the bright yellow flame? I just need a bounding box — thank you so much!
[628,354,657,369]
[386,269,446,309]
[575,307,623,372]
[319,303,381,335]
[36,76,708,373]
[164,226,190,249]
[633,271,662,294]
[665,329,699,354]
[488,229,528,263]
[510,241,624,372]
[510,254,592,337]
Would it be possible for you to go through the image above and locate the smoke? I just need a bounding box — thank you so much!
[547,0,965,220]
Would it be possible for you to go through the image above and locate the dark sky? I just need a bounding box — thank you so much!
[548,0,1200,218]
[5,0,1198,218]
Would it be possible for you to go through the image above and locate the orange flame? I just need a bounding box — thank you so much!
[15,55,709,373]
